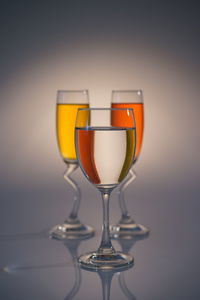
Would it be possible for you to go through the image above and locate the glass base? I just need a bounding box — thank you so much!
[110,217,150,238]
[79,251,134,271]
[49,222,95,240]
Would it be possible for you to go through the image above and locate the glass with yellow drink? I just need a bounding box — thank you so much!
[50,90,94,240]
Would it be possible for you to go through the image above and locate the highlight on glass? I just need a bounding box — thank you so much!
[110,90,149,237]
[49,90,95,240]
[75,108,136,270]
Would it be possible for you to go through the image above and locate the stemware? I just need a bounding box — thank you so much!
[75,108,136,270]
[50,90,94,240]
[110,90,149,237]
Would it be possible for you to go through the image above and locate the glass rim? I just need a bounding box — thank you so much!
[111,90,143,103]
[57,89,89,94]
[77,107,134,112]
[112,89,142,93]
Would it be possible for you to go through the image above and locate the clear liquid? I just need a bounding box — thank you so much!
[76,127,136,188]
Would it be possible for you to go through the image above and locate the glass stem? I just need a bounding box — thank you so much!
[63,163,81,222]
[118,168,136,220]
[98,190,115,254]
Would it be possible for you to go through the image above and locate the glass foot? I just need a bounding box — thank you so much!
[110,217,150,238]
[49,221,95,240]
[79,251,134,271]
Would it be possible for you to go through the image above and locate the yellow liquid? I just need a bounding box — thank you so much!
[56,103,89,161]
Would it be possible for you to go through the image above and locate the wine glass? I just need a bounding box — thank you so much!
[110,90,149,237]
[75,108,136,270]
[50,90,95,240]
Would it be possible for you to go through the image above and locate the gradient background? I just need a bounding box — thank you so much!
[0,1,200,299]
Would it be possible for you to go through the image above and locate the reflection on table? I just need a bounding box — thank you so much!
[0,228,149,299]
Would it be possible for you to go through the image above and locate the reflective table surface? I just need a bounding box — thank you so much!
[0,182,199,300]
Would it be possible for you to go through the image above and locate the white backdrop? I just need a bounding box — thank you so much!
[0,40,199,192]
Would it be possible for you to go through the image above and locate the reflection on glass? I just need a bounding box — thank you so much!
[64,234,147,299]
[116,234,149,300]
[118,271,137,300]
[50,90,95,240]
[75,108,136,270]
[2,237,93,300]
[110,90,149,238]
[63,239,83,300]
[81,266,135,300]
[1,234,148,299]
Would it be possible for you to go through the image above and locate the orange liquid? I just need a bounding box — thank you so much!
[111,103,144,159]
[77,130,100,184]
